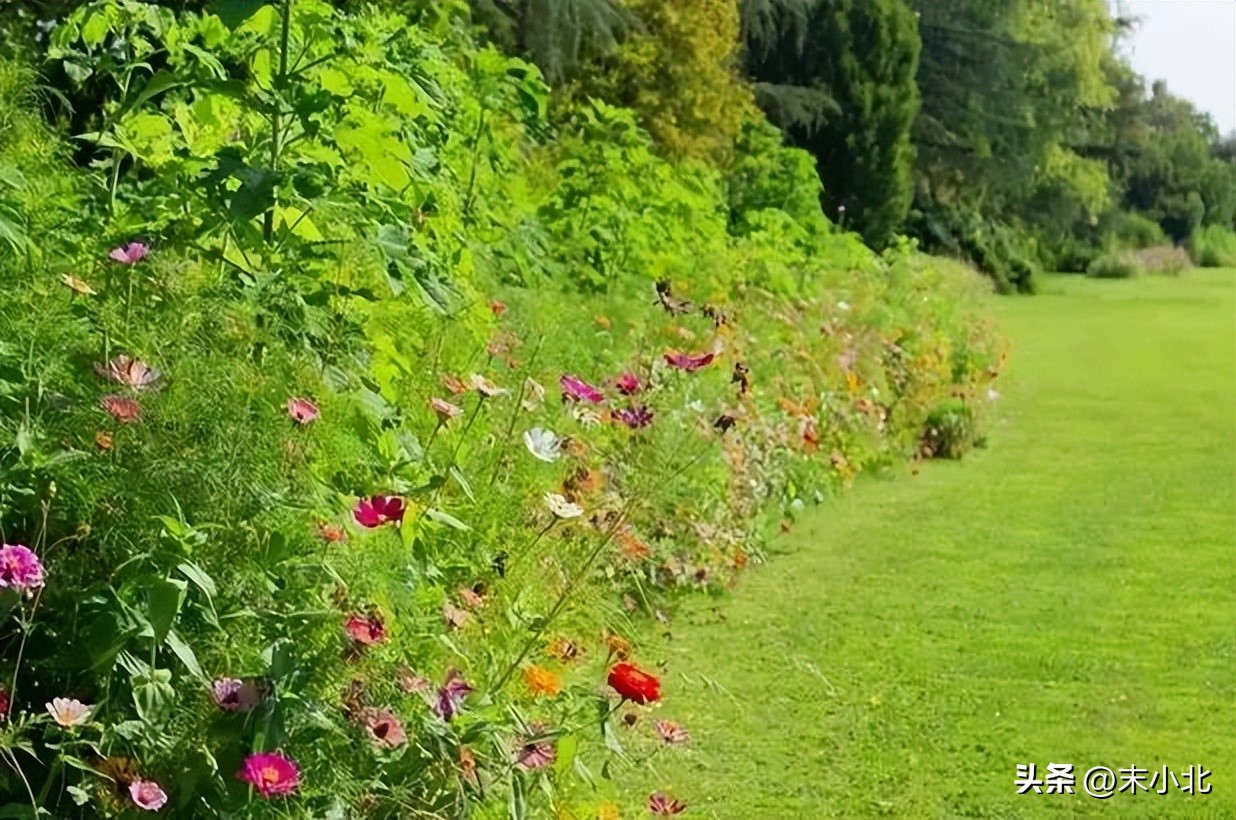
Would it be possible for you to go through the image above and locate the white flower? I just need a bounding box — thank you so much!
[521,377,546,411]
[544,492,583,519]
[524,428,561,462]
[687,399,706,413]
[46,698,92,727]
[571,406,602,427]
[987,388,1001,403]
[836,300,852,312]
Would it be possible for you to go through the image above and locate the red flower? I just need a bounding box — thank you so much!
[345,613,387,646]
[607,662,661,704]
[615,372,642,395]
[664,351,714,372]
[560,374,605,404]
[353,495,405,528]
[100,395,142,424]
[489,299,507,317]
[0,688,8,721]
[648,792,687,815]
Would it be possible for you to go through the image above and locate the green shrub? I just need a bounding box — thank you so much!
[1086,251,1141,279]
[1111,211,1168,249]
[1188,225,1236,268]
[919,398,978,460]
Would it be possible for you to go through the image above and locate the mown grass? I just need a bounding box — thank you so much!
[627,270,1236,818]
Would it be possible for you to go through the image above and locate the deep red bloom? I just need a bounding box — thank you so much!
[559,374,605,404]
[664,351,715,372]
[0,688,8,721]
[607,662,661,704]
[353,495,405,528]
[613,406,654,429]
[237,753,299,798]
[345,613,387,646]
[615,372,642,395]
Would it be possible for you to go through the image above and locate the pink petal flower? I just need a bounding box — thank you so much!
[615,373,642,395]
[654,719,691,745]
[361,707,407,748]
[353,495,405,528]
[237,752,300,798]
[94,355,162,390]
[648,792,688,815]
[285,397,319,425]
[559,374,605,404]
[429,397,464,424]
[108,242,149,265]
[345,613,387,646]
[0,544,45,593]
[664,351,715,372]
[433,668,473,722]
[613,406,654,429]
[211,678,267,712]
[100,395,143,424]
[514,724,556,770]
[128,779,168,811]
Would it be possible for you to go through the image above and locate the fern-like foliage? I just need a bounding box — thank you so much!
[469,0,639,82]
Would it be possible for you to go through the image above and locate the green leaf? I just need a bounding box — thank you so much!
[164,629,205,680]
[210,0,269,29]
[425,508,469,531]
[449,465,475,502]
[147,578,187,645]
[176,561,217,598]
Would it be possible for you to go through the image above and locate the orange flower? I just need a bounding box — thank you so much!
[733,549,749,570]
[845,371,861,394]
[522,665,562,698]
[618,532,652,561]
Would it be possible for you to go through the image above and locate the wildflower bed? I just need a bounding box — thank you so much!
[0,2,1003,816]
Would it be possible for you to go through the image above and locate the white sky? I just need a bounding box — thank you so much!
[1113,0,1236,135]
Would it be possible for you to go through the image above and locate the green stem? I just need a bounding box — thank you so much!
[264,0,293,245]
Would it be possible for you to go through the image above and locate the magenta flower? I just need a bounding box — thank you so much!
[211,678,266,712]
[237,752,300,798]
[616,373,642,395]
[559,374,605,404]
[514,724,556,770]
[0,544,44,594]
[108,241,149,265]
[128,779,168,811]
[361,707,407,749]
[100,395,143,424]
[613,406,654,429]
[433,668,473,722]
[648,792,687,815]
[664,350,715,372]
[353,495,405,528]
[286,397,319,425]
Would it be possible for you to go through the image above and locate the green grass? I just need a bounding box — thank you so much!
[629,271,1236,818]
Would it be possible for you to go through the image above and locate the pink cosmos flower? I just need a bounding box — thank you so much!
[613,406,654,429]
[616,373,642,395]
[429,396,464,424]
[46,697,91,727]
[212,678,266,712]
[345,613,387,646]
[100,395,143,424]
[664,351,715,372]
[514,724,556,770]
[353,495,405,528]
[0,544,45,593]
[237,752,300,798]
[653,719,691,745]
[648,792,687,815]
[559,374,605,404]
[433,668,473,722]
[286,398,319,425]
[94,355,162,390]
[128,779,168,811]
[109,242,149,265]
[361,707,407,749]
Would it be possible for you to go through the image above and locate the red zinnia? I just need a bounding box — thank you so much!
[353,495,405,528]
[664,351,714,372]
[345,613,387,646]
[607,662,661,705]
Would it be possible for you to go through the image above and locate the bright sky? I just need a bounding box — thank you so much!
[1113,0,1236,135]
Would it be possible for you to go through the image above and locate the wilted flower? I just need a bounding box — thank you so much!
[360,707,407,749]
[442,601,470,630]
[396,666,432,694]
[522,665,562,698]
[0,544,45,594]
[128,779,168,811]
[732,362,750,395]
[316,522,347,543]
[94,354,162,390]
[457,584,486,609]
[664,351,714,372]
[523,427,561,462]
[613,406,654,429]
[212,678,266,712]
[559,374,604,404]
[521,377,546,411]
[345,613,387,646]
[61,274,96,296]
[433,669,473,721]
[514,724,556,770]
[430,397,464,424]
[108,241,149,265]
[572,406,603,427]
[442,374,469,395]
[470,374,508,397]
[713,414,737,434]
[100,395,143,424]
[353,495,405,528]
[46,697,92,727]
[544,493,583,519]
[237,753,300,798]
[654,719,690,745]
[607,662,661,704]
[285,397,319,425]
[615,373,641,395]
[648,792,687,816]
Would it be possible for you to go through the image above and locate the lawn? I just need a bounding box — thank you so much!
[628,271,1236,818]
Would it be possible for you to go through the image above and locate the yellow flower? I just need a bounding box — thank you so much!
[522,665,562,698]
